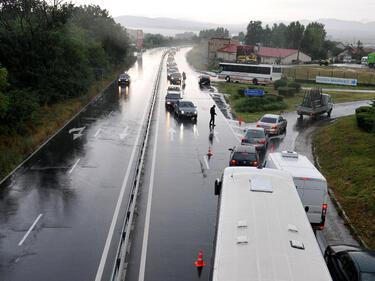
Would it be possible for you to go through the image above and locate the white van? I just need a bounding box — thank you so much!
[213,167,332,281]
[361,56,368,65]
[266,151,328,230]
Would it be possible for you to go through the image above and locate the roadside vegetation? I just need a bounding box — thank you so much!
[313,115,375,249]
[0,2,135,181]
[283,65,375,86]
[186,46,220,71]
[215,81,375,123]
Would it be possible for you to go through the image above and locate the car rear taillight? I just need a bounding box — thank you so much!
[271,125,277,129]
[231,160,236,165]
[320,203,328,229]
[241,138,245,142]
[256,124,260,127]
[253,161,258,166]
[260,140,265,144]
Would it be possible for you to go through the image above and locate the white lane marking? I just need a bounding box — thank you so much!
[168,127,176,141]
[18,214,43,246]
[120,127,129,140]
[214,131,220,143]
[193,125,199,137]
[68,159,80,174]
[204,156,210,170]
[138,94,162,281]
[94,128,102,138]
[94,97,150,281]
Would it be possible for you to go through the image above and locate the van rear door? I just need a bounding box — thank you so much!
[301,179,327,225]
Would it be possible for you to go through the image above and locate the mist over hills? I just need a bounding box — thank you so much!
[115,15,375,45]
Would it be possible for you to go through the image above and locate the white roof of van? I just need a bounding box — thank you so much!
[212,167,332,281]
[268,151,326,181]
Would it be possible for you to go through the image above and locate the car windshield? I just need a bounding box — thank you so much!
[166,94,180,99]
[233,152,257,161]
[179,101,194,108]
[245,130,265,138]
[260,117,277,123]
[172,73,181,77]
[119,74,128,79]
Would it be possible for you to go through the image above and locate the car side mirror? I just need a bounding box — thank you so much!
[228,148,233,151]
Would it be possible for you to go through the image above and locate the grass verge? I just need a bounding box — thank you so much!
[215,82,375,123]
[0,61,134,182]
[313,115,375,249]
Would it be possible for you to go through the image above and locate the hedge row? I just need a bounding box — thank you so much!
[355,106,375,133]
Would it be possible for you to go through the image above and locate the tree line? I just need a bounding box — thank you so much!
[0,1,132,135]
[244,21,341,60]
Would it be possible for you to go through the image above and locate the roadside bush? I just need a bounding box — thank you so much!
[288,81,301,93]
[278,86,296,97]
[232,94,287,113]
[274,78,288,90]
[355,106,375,133]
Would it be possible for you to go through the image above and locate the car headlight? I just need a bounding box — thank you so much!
[181,110,184,114]
[167,102,171,104]
[194,111,197,114]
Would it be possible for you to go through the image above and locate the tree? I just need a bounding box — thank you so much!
[0,66,9,119]
[285,21,305,50]
[301,22,327,59]
[199,27,229,38]
[245,21,263,45]
[270,23,287,48]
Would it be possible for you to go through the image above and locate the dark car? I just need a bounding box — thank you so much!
[167,68,179,81]
[173,100,197,120]
[257,114,287,135]
[117,73,130,86]
[198,75,211,86]
[170,72,182,85]
[324,245,375,281]
[228,145,260,166]
[165,92,181,108]
[241,128,268,151]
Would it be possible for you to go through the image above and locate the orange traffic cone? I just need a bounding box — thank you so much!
[195,250,206,267]
[239,117,242,126]
[207,147,213,157]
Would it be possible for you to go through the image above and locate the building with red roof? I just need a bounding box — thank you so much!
[216,45,238,62]
[257,46,311,64]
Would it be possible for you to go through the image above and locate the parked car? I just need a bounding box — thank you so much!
[170,72,182,85]
[324,245,375,281]
[228,145,260,167]
[117,73,130,86]
[198,75,211,86]
[257,114,287,135]
[173,100,197,120]
[241,128,268,151]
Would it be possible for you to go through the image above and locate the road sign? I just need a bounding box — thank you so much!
[245,89,264,96]
[316,76,357,86]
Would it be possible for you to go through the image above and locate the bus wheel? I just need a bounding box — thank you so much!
[225,76,230,83]
[252,78,258,85]
[370,63,374,68]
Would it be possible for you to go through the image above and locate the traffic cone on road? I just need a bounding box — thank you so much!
[207,147,213,157]
[195,250,206,267]
[239,117,242,126]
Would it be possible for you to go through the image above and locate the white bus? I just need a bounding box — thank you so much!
[212,167,332,281]
[266,151,328,231]
[217,62,282,85]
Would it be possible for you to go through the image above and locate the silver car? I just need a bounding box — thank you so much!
[257,114,287,135]
[241,128,268,151]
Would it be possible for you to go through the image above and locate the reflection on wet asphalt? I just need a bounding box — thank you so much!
[0,49,165,281]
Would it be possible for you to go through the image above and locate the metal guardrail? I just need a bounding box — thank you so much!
[109,50,167,281]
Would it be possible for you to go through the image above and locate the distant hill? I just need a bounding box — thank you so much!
[115,15,375,45]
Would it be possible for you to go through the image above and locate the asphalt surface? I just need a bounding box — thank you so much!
[125,48,371,281]
[0,48,165,281]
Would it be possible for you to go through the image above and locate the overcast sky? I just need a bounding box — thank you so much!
[72,0,375,24]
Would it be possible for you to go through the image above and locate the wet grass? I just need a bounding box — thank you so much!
[300,82,375,90]
[0,64,128,182]
[313,115,375,250]
[215,82,375,123]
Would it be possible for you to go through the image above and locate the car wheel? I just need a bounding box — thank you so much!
[327,109,332,117]
[370,63,374,68]
[298,114,303,119]
[225,76,230,83]
[252,78,258,85]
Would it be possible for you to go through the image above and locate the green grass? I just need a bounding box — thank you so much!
[215,82,375,123]
[300,82,375,90]
[283,65,375,85]
[314,115,375,249]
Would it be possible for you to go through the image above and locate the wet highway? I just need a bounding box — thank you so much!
[124,48,370,281]
[0,49,165,281]
[0,46,370,281]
